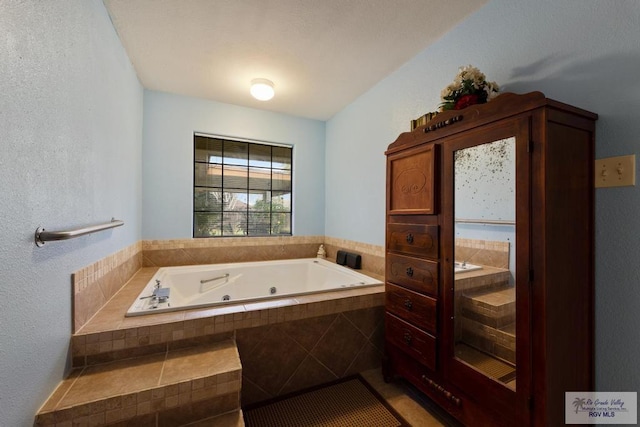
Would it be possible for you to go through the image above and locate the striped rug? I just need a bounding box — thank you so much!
[243,376,408,427]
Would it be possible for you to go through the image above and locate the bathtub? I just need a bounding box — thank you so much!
[454,261,482,273]
[126,258,382,316]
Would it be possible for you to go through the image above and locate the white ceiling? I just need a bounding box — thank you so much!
[104,0,487,120]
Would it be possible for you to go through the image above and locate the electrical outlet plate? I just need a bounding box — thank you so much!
[595,155,636,188]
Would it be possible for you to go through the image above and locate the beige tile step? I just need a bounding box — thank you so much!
[461,286,515,329]
[460,317,516,364]
[459,284,516,364]
[35,339,241,427]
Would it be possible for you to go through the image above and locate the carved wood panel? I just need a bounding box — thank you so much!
[388,145,436,214]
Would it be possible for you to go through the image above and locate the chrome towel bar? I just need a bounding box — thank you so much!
[455,218,515,225]
[34,218,124,247]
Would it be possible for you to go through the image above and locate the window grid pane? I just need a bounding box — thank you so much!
[272,169,291,191]
[273,146,292,170]
[223,141,248,166]
[223,165,248,190]
[195,136,223,163]
[249,143,272,167]
[249,167,271,190]
[194,188,223,211]
[195,163,222,188]
[194,135,292,238]
[194,212,222,237]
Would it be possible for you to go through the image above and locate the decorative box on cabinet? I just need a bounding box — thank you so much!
[383,92,596,427]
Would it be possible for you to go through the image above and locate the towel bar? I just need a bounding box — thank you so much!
[35,218,124,247]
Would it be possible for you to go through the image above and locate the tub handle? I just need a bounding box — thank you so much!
[200,273,229,284]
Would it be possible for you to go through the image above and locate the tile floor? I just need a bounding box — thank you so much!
[191,368,461,427]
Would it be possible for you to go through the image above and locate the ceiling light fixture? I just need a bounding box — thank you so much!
[250,78,275,101]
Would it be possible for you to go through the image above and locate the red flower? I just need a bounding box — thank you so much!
[454,94,479,110]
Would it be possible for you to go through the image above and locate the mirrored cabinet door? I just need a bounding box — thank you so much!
[453,136,517,389]
[442,117,531,422]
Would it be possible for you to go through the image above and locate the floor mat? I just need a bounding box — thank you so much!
[243,376,409,427]
[455,343,516,384]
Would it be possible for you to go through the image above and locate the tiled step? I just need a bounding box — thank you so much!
[35,339,242,426]
[454,267,510,295]
[460,287,516,364]
[461,286,515,329]
[460,317,516,364]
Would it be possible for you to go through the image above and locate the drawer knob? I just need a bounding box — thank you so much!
[403,332,412,344]
[406,267,414,277]
[404,299,413,310]
[406,233,414,244]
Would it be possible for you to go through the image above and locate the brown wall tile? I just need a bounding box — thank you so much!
[311,315,367,377]
[278,355,338,395]
[237,306,383,406]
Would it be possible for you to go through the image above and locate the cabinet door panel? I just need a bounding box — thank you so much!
[387,223,439,259]
[386,253,438,296]
[388,145,436,214]
[386,283,437,334]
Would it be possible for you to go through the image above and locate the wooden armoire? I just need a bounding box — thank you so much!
[383,92,596,426]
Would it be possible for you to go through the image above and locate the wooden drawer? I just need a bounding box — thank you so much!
[387,223,439,259]
[385,312,436,371]
[386,283,437,334]
[386,253,438,297]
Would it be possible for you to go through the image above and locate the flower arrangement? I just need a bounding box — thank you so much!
[440,65,499,111]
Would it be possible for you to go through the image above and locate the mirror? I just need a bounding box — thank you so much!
[453,137,516,390]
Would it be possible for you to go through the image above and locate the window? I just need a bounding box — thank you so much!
[193,134,292,237]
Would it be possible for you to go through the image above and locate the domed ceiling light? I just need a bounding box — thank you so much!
[250,78,275,101]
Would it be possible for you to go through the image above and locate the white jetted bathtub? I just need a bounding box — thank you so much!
[126,258,381,316]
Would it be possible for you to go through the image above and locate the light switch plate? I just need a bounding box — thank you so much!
[595,155,636,188]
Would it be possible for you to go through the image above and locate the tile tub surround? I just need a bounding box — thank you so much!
[72,241,143,332]
[142,235,326,267]
[455,238,510,269]
[72,266,384,367]
[72,235,385,334]
[323,236,385,277]
[48,259,384,425]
